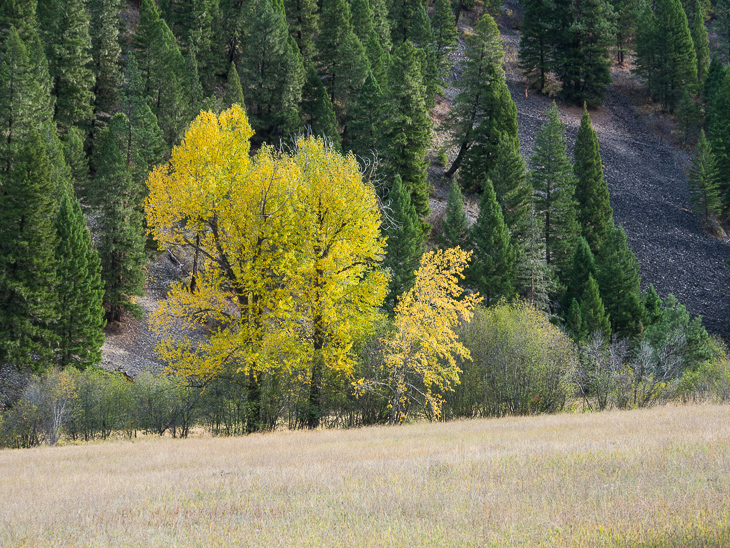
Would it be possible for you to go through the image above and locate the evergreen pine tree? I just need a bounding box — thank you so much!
[574,107,613,253]
[712,0,730,62]
[337,31,371,122]
[690,0,710,85]
[446,15,518,190]
[347,71,385,157]
[529,102,579,281]
[222,62,246,109]
[580,275,611,336]
[365,30,389,90]
[301,67,342,149]
[565,298,585,339]
[518,0,556,91]
[89,0,122,116]
[120,55,167,187]
[688,129,721,221]
[285,0,319,66]
[37,0,96,129]
[382,40,431,225]
[185,36,205,115]
[94,114,146,322]
[676,89,702,144]
[551,0,614,106]
[389,0,420,46]
[382,175,424,314]
[316,0,351,102]
[0,28,54,179]
[0,0,56,121]
[132,0,161,90]
[634,0,698,112]
[595,225,644,336]
[703,56,725,105]
[165,0,219,87]
[488,135,531,243]
[609,0,643,65]
[370,0,391,53]
[0,130,58,374]
[54,189,105,369]
[243,0,304,142]
[61,127,90,192]
[149,19,191,147]
[431,0,458,82]
[642,284,664,327]
[439,181,469,249]
[468,179,516,306]
[560,236,596,314]
[709,71,730,203]
[516,204,556,312]
[409,7,439,105]
[351,0,374,43]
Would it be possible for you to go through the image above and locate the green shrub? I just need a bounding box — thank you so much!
[446,302,576,418]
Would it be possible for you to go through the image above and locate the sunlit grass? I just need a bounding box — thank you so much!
[2,404,729,547]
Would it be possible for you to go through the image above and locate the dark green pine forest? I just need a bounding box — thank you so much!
[1,0,730,444]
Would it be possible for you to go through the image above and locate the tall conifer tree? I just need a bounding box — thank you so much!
[580,275,611,336]
[222,62,246,109]
[518,0,555,91]
[382,175,424,313]
[285,0,319,66]
[688,130,721,220]
[468,179,516,306]
[574,108,613,253]
[94,114,146,323]
[316,0,351,102]
[0,130,58,374]
[439,181,469,249]
[529,102,578,280]
[690,0,710,85]
[37,0,96,128]
[595,226,644,336]
[488,136,531,243]
[382,40,431,225]
[301,67,342,150]
[551,0,614,106]
[560,236,595,313]
[54,190,105,369]
[635,0,698,112]
[89,0,122,116]
[446,15,518,190]
[347,71,385,157]
[243,0,304,141]
[431,0,457,81]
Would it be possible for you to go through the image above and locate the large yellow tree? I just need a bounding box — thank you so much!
[145,106,386,431]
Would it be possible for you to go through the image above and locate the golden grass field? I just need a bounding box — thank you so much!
[1,404,730,547]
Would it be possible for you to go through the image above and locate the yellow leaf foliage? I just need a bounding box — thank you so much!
[144,106,387,383]
[356,247,481,424]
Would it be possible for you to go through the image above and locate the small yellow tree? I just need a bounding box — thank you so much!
[356,247,481,424]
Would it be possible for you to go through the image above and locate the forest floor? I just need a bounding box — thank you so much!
[2,404,729,546]
[101,4,730,377]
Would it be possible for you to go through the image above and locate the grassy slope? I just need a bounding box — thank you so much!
[1,404,729,547]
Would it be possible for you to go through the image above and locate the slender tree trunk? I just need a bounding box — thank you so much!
[445,140,469,178]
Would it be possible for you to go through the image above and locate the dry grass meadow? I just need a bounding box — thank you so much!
[1,404,730,547]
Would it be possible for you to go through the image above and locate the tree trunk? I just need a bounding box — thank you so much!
[445,141,469,178]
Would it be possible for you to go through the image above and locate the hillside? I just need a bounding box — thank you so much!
[2,404,729,546]
[101,5,730,376]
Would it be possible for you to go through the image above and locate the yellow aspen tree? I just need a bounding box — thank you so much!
[145,106,387,430]
[356,247,481,424]
[288,137,388,428]
[145,106,301,431]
